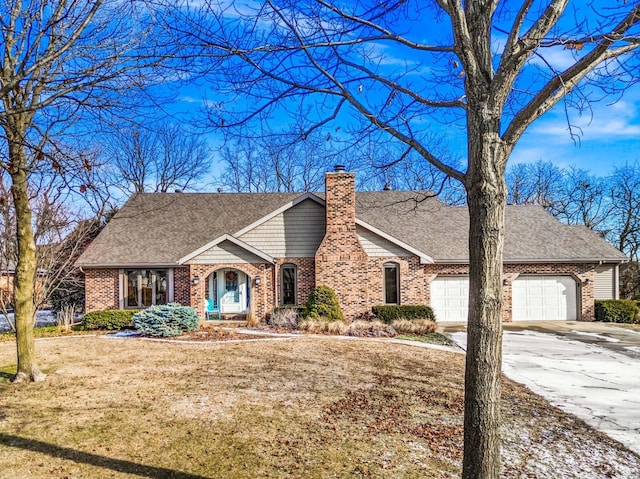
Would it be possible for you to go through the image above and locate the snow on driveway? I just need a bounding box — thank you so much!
[450,329,640,455]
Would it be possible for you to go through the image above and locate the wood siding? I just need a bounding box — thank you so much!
[357,225,411,257]
[187,240,265,264]
[240,199,325,257]
[594,264,616,300]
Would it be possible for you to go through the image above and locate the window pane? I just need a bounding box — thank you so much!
[126,271,138,308]
[155,270,168,305]
[282,267,296,305]
[141,270,153,306]
[385,267,398,304]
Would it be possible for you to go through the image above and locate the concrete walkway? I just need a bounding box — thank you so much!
[441,321,640,455]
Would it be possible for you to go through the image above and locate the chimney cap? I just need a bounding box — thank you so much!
[217,187,223,193]
[333,164,346,172]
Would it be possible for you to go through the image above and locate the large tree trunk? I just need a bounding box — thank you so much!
[462,115,507,478]
[9,145,45,383]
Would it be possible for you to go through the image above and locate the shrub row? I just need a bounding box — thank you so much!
[82,309,140,330]
[371,305,435,324]
[595,299,639,323]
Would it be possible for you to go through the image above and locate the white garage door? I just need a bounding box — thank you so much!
[430,276,469,322]
[512,275,577,321]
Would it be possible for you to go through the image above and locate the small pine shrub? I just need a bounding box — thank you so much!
[270,307,301,329]
[391,319,437,335]
[298,319,347,335]
[132,303,199,337]
[344,320,396,338]
[595,300,639,324]
[372,305,435,324]
[82,309,140,330]
[305,286,344,321]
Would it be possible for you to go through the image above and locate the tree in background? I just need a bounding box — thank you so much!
[104,121,212,195]
[0,0,165,382]
[163,1,640,476]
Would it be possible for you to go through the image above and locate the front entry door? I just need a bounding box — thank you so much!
[219,270,246,313]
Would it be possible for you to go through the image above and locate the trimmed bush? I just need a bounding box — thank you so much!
[82,309,140,330]
[372,305,435,324]
[305,286,344,322]
[391,319,437,336]
[344,320,396,338]
[270,307,302,329]
[595,299,639,324]
[132,303,199,337]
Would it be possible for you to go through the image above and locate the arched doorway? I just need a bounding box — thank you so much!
[205,268,250,317]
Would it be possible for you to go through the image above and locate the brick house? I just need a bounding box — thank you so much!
[77,166,627,322]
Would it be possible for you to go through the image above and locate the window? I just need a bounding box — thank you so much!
[384,263,399,304]
[281,264,297,305]
[124,269,168,308]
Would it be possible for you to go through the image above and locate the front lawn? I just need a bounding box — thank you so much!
[0,336,637,478]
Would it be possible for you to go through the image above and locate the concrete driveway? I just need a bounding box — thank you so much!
[440,321,640,455]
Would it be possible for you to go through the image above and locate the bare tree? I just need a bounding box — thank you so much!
[0,0,164,382]
[609,163,640,262]
[553,166,611,230]
[218,129,338,192]
[163,1,640,476]
[105,121,212,194]
[506,160,564,207]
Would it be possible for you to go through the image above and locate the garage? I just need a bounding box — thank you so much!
[512,275,578,321]
[430,276,469,322]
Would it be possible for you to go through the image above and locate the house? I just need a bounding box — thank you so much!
[76,166,627,322]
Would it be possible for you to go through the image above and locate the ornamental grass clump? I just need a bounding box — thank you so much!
[298,319,348,335]
[132,303,199,337]
[391,319,437,336]
[344,320,396,337]
[270,307,301,329]
[305,285,344,322]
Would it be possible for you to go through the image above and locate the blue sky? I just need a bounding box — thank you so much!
[165,1,640,181]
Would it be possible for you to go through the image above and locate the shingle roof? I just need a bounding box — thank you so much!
[76,190,627,267]
[352,191,627,263]
[77,192,300,267]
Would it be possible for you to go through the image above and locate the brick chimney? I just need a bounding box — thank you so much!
[315,166,368,318]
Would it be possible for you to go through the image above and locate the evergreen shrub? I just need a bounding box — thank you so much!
[305,286,344,321]
[82,309,140,330]
[595,299,639,324]
[132,303,199,337]
[371,305,435,324]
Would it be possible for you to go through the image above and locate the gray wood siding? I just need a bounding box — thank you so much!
[187,240,265,264]
[239,199,325,257]
[357,225,411,257]
[594,265,615,300]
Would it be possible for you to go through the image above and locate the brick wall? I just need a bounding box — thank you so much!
[424,263,596,321]
[315,171,369,319]
[173,266,191,305]
[366,256,427,306]
[275,258,315,307]
[189,263,274,322]
[85,268,119,312]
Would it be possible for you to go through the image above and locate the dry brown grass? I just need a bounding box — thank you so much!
[391,319,437,335]
[0,336,637,478]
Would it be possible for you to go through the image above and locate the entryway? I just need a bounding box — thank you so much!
[205,269,250,319]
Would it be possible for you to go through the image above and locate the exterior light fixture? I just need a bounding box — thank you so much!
[192,276,200,286]
[583,278,592,286]
[255,277,261,286]
[502,279,510,286]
